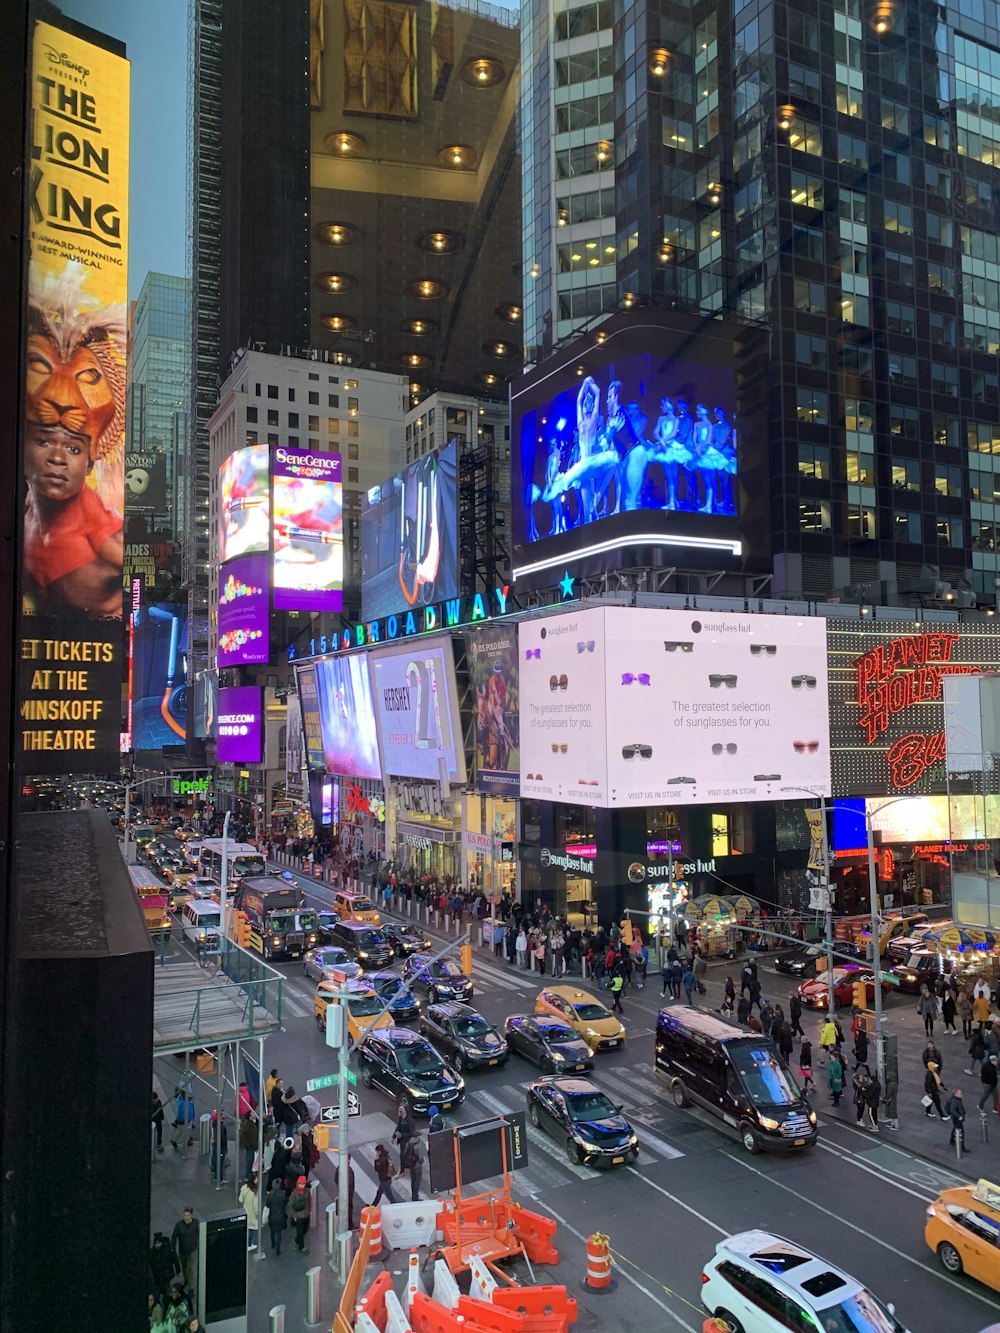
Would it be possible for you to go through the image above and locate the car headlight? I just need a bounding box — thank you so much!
[757,1114,780,1131]
[577,1139,601,1153]
[808,1110,818,1125]
[358,952,369,960]
[407,1086,426,1099]
[549,1050,565,1062]
[628,1133,639,1147]
[585,1027,598,1037]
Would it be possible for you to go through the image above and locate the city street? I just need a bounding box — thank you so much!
[149,852,1000,1332]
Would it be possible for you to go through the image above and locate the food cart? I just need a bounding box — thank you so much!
[923,925,1000,993]
[684,894,747,959]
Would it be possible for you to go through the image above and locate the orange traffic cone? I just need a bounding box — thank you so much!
[704,1319,730,1333]
[361,1205,383,1258]
[582,1232,615,1293]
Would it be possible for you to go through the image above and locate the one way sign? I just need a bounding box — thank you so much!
[320,1092,361,1121]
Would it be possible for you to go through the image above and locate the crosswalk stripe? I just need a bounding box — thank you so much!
[466,1088,594,1180]
[281,992,311,1020]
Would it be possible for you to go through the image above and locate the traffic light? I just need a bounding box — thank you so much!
[461,944,473,975]
[621,917,634,947]
[313,1124,331,1151]
[236,912,251,948]
[852,978,868,1011]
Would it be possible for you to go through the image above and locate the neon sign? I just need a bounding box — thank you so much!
[853,631,985,788]
[345,781,385,823]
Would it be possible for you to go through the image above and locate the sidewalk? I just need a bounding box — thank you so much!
[381,897,990,1177]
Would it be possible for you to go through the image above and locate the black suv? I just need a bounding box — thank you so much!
[357,1028,465,1114]
[419,1003,509,1072]
[402,953,473,1003]
[328,919,392,967]
[383,921,431,958]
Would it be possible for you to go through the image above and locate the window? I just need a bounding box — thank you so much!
[884,200,913,234]
[799,443,829,478]
[800,500,832,531]
[925,162,952,199]
[348,467,359,483]
[846,449,874,484]
[844,399,873,433]
[795,333,828,369]
[267,409,279,427]
[348,442,359,460]
[881,98,909,135]
[345,379,358,389]
[969,420,1000,454]
[889,405,919,439]
[929,311,955,345]
[935,464,962,497]
[888,355,917,386]
[785,115,821,155]
[886,301,915,336]
[787,12,819,51]
[348,397,359,413]
[787,62,821,101]
[288,387,295,402]
[891,458,920,490]
[246,405,258,423]
[840,238,868,276]
[309,415,319,431]
[309,372,319,381]
[348,420,359,437]
[793,278,825,314]
[288,412,299,428]
[267,385,278,399]
[837,134,867,169]
[268,433,278,445]
[932,362,959,395]
[935,416,960,449]
[884,250,914,285]
[309,391,319,405]
[255,383,261,396]
[926,214,953,247]
[288,436,299,448]
[792,225,824,262]
[328,419,340,434]
[796,387,828,425]
[927,262,955,296]
[246,431,257,443]
[937,517,964,546]
[895,511,922,543]
[883,151,911,185]
[790,171,823,208]
[924,114,951,148]
[838,189,867,224]
[847,502,876,539]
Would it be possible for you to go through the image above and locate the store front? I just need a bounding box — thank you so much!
[396,822,460,882]
[461,792,517,901]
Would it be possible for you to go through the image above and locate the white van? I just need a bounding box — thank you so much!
[182,840,203,868]
[181,900,221,947]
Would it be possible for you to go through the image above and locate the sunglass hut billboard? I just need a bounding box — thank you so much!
[828,620,1000,796]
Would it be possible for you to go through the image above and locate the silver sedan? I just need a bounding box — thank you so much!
[302,945,363,983]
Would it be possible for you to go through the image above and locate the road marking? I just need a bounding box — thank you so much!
[467,1088,594,1179]
[720,1151,1000,1311]
[626,1168,729,1236]
[814,1140,936,1202]
[533,1199,700,1332]
[626,1118,685,1161]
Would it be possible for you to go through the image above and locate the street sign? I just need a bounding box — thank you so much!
[346,1069,357,1086]
[307,1072,338,1092]
[878,971,902,987]
[320,1092,360,1121]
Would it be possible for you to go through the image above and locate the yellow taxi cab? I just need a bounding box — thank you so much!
[858,911,929,957]
[534,985,626,1053]
[925,1177,1000,1290]
[332,889,381,925]
[314,976,394,1048]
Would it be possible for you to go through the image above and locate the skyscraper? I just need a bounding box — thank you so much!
[521,0,1000,608]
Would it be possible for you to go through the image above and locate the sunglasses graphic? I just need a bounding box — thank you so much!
[551,742,568,753]
[577,641,595,653]
[793,740,820,753]
[621,672,651,686]
[712,742,738,755]
[664,641,694,653]
[709,674,738,688]
[524,648,541,660]
[791,675,817,689]
[578,779,599,786]
[750,644,777,656]
[754,773,782,781]
[549,674,568,691]
[526,773,543,781]
[668,775,696,785]
[622,743,653,760]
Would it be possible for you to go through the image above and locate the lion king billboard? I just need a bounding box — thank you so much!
[19,18,130,772]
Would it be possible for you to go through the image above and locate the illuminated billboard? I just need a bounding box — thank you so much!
[19,19,130,773]
[315,654,381,779]
[510,312,761,589]
[124,453,168,515]
[131,604,188,750]
[295,663,325,772]
[217,685,263,764]
[360,440,459,621]
[272,446,343,611]
[467,625,519,795]
[217,554,270,667]
[219,444,270,563]
[370,637,466,783]
[519,606,830,808]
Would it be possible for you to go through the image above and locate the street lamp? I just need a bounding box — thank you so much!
[781,786,835,1018]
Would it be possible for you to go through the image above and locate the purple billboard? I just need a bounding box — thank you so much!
[272,447,344,611]
[217,555,270,667]
[217,685,263,763]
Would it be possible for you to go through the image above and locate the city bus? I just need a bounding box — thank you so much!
[197,839,265,887]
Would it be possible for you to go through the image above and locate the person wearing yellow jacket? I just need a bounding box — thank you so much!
[820,1016,839,1062]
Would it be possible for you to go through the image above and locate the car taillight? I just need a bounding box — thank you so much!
[701,1272,710,1284]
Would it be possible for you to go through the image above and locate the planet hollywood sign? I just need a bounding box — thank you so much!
[830,624,1000,794]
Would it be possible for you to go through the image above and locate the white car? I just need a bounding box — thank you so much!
[701,1230,908,1333]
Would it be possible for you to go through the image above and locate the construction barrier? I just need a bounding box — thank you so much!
[385,1288,413,1333]
[582,1233,614,1293]
[408,1289,470,1333]
[432,1259,461,1310]
[403,1249,425,1316]
[492,1285,578,1333]
[355,1271,393,1329]
[381,1199,442,1250]
[455,1296,526,1331]
[333,1209,376,1333]
[703,1320,731,1333]
[509,1205,559,1266]
[360,1204,383,1258]
[467,1255,499,1302]
[356,1313,381,1333]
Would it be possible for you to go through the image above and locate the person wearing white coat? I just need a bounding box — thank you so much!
[239,1176,260,1251]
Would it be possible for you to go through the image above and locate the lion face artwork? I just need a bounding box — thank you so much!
[26,330,118,462]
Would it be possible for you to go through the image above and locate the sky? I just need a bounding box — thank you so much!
[57,0,188,298]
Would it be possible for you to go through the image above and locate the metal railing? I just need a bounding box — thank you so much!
[153,939,285,1051]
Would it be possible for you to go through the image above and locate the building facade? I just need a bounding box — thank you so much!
[520,0,1000,609]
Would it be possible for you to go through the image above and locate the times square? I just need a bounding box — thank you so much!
[7,2,1000,1331]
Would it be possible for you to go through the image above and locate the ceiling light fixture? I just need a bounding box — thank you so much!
[409,278,448,300]
[321,314,356,333]
[401,353,431,369]
[404,318,437,336]
[649,47,670,76]
[461,56,505,87]
[438,144,476,169]
[495,302,522,324]
[315,222,359,247]
[417,229,464,255]
[315,272,356,294]
[324,130,366,157]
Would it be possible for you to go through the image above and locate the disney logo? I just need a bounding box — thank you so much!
[42,45,90,80]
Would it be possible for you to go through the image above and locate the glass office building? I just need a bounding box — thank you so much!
[521,0,1000,605]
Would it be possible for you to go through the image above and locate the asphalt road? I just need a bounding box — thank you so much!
[148,843,1000,1331]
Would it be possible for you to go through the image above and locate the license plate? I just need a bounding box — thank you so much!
[488,1059,498,1066]
[442,1101,452,1110]
[573,1064,585,1071]
[794,1138,805,1146]
[606,1039,619,1048]
[612,1155,624,1164]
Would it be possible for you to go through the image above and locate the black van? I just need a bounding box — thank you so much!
[654,1007,817,1155]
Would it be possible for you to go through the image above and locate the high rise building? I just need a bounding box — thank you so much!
[521,0,1000,609]
[308,0,522,394]
[126,272,191,552]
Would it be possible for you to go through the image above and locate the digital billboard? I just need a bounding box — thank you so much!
[370,638,466,783]
[519,606,830,808]
[19,19,130,773]
[828,620,1000,796]
[467,625,520,795]
[315,654,381,779]
[219,444,270,563]
[124,453,167,515]
[295,662,325,772]
[131,603,188,750]
[193,670,218,739]
[272,446,343,611]
[217,554,269,667]
[217,685,263,764]
[360,440,459,621]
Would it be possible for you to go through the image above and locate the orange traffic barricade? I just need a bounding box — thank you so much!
[360,1204,383,1258]
[582,1233,614,1293]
